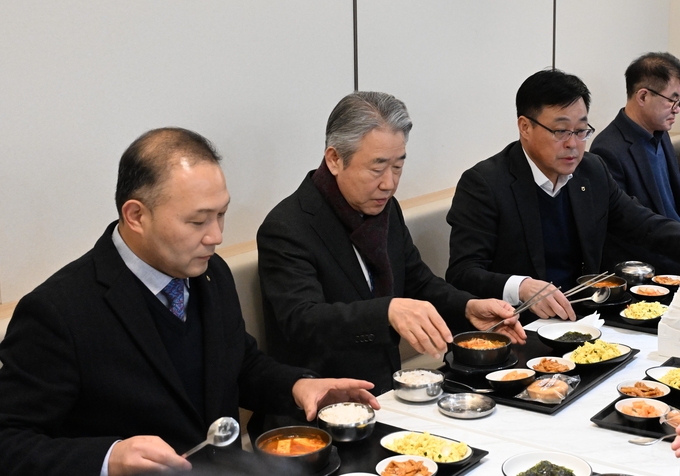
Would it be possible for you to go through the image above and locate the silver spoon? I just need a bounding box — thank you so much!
[444,379,494,394]
[628,433,675,446]
[182,416,240,458]
[568,287,611,304]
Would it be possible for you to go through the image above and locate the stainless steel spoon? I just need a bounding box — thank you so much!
[568,287,611,304]
[628,433,675,446]
[182,416,240,458]
[444,379,494,394]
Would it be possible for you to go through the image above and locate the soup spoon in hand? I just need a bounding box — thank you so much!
[182,416,240,458]
[628,433,675,446]
[444,379,494,394]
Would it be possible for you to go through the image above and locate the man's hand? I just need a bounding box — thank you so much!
[519,278,576,321]
[672,424,680,457]
[388,298,453,360]
[108,436,192,476]
[292,378,380,421]
[465,299,527,344]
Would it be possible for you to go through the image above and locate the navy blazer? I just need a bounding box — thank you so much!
[446,141,680,299]
[0,222,305,475]
[590,109,680,273]
[257,172,474,395]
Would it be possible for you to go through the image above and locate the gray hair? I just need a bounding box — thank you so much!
[325,91,412,166]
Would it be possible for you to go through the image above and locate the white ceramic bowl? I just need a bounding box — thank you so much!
[376,455,438,475]
[502,451,592,476]
[526,356,576,374]
[537,323,601,352]
[616,379,670,399]
[614,397,669,423]
[646,366,680,391]
[630,284,670,300]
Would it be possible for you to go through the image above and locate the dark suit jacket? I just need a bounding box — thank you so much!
[590,108,680,273]
[446,141,680,299]
[257,173,474,395]
[0,222,306,476]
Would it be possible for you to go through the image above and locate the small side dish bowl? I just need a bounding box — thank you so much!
[376,455,438,476]
[652,274,680,291]
[254,426,332,473]
[437,393,496,419]
[450,331,511,366]
[502,451,592,476]
[614,397,669,424]
[526,356,576,375]
[392,369,444,402]
[646,366,680,392]
[619,301,667,326]
[616,379,670,399]
[537,323,601,353]
[630,285,669,301]
[486,369,535,394]
[317,402,376,442]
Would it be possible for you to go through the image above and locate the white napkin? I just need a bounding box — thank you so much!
[523,311,603,332]
[659,290,680,357]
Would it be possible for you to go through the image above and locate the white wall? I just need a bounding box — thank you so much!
[0,0,676,303]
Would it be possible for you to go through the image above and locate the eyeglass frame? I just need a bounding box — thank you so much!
[642,87,680,110]
[524,116,595,142]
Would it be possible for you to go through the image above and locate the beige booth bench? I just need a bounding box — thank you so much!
[0,188,455,368]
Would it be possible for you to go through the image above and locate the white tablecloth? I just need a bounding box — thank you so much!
[370,324,678,476]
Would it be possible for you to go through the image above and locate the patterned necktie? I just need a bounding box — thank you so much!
[161,278,185,321]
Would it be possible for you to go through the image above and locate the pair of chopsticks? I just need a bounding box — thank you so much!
[486,282,561,332]
[562,271,615,298]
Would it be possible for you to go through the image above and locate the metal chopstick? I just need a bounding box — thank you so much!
[486,283,560,332]
[563,272,615,298]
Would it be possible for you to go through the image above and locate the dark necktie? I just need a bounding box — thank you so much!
[161,278,185,321]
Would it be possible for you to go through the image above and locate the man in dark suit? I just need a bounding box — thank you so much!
[0,128,378,476]
[446,70,680,321]
[257,91,525,397]
[590,52,680,274]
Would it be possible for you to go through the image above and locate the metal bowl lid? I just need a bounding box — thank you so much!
[615,261,654,276]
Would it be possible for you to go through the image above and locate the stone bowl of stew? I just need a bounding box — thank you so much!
[254,426,332,473]
[577,274,627,302]
[450,331,511,366]
[537,322,601,353]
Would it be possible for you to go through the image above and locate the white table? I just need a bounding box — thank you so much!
[371,324,679,476]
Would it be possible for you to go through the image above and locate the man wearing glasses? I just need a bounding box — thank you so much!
[445,69,680,322]
[590,52,680,274]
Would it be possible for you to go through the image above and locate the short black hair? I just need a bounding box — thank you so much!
[516,69,591,119]
[625,52,680,98]
[115,127,221,216]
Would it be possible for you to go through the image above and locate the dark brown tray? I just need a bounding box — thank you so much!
[590,356,680,438]
[335,422,488,475]
[444,330,639,415]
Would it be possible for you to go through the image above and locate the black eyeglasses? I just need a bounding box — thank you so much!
[525,117,595,142]
[644,87,680,110]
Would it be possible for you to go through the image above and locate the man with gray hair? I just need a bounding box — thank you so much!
[257,91,525,396]
[591,52,680,273]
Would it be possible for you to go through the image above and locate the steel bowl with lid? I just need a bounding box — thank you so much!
[615,261,654,287]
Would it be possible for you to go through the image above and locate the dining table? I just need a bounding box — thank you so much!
[337,318,679,475]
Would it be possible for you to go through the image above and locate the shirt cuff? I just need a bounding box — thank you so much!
[101,440,121,476]
[502,275,529,306]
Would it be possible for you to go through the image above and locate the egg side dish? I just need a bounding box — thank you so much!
[660,368,680,389]
[570,340,621,364]
[384,432,469,463]
[623,301,668,319]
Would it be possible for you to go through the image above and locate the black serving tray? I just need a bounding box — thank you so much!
[579,291,662,335]
[590,356,680,438]
[444,330,639,415]
[335,422,488,476]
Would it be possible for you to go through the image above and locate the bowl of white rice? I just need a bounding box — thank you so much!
[392,368,445,402]
[317,402,376,442]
